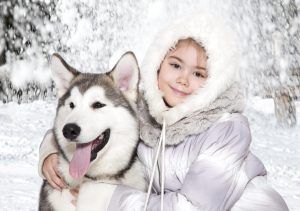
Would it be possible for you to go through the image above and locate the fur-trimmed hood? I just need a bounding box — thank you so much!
[140,12,242,126]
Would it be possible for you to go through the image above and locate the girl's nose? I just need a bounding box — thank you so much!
[176,72,189,86]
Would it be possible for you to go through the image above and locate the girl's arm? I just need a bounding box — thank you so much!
[39,129,67,190]
[106,116,266,210]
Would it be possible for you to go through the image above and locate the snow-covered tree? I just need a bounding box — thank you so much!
[0,0,59,103]
[0,0,58,63]
[232,0,300,127]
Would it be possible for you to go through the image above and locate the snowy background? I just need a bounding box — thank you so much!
[0,0,300,210]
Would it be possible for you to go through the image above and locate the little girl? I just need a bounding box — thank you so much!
[39,12,289,210]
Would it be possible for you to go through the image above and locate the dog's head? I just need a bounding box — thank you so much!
[51,52,140,180]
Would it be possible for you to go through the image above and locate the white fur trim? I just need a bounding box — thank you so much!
[141,11,240,125]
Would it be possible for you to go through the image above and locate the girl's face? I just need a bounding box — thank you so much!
[158,41,208,107]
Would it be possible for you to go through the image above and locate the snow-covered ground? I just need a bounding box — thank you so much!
[0,97,299,210]
[0,100,56,211]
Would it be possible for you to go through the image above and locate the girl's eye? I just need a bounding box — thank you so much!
[170,63,181,69]
[92,101,106,109]
[193,71,207,78]
[70,102,75,109]
[193,72,202,78]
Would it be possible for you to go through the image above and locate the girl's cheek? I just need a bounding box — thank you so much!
[163,68,175,81]
[190,78,204,92]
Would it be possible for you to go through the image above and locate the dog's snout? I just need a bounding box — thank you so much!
[62,123,81,140]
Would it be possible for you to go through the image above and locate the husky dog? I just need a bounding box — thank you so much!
[39,52,145,211]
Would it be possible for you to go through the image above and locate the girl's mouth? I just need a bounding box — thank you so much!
[170,86,189,97]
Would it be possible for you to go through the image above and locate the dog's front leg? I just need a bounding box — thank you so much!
[46,188,76,211]
[77,182,117,211]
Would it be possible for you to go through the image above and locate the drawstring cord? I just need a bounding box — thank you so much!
[161,119,166,211]
[144,119,166,211]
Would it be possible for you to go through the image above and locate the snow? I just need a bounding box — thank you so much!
[0,97,299,210]
[0,100,56,211]
[10,58,52,88]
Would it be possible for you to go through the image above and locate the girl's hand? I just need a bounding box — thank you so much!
[42,153,67,191]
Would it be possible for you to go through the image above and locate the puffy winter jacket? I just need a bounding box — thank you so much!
[106,113,288,211]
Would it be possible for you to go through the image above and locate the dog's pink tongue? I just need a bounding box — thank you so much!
[69,143,92,179]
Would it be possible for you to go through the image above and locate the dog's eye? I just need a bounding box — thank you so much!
[70,102,75,109]
[92,102,105,109]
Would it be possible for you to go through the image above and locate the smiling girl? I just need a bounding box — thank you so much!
[158,38,208,107]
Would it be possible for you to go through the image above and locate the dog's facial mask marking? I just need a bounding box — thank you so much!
[51,52,139,180]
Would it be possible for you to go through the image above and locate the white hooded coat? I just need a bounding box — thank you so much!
[106,12,289,211]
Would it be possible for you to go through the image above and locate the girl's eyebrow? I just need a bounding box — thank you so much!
[168,55,206,71]
[168,55,183,63]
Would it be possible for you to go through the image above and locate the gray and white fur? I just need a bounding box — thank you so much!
[39,52,145,211]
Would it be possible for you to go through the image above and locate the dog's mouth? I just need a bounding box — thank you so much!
[69,129,110,180]
[90,129,110,161]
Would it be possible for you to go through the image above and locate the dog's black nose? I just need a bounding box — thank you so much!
[62,123,81,140]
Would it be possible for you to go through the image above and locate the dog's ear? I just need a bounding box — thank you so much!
[51,53,79,98]
[109,51,139,102]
